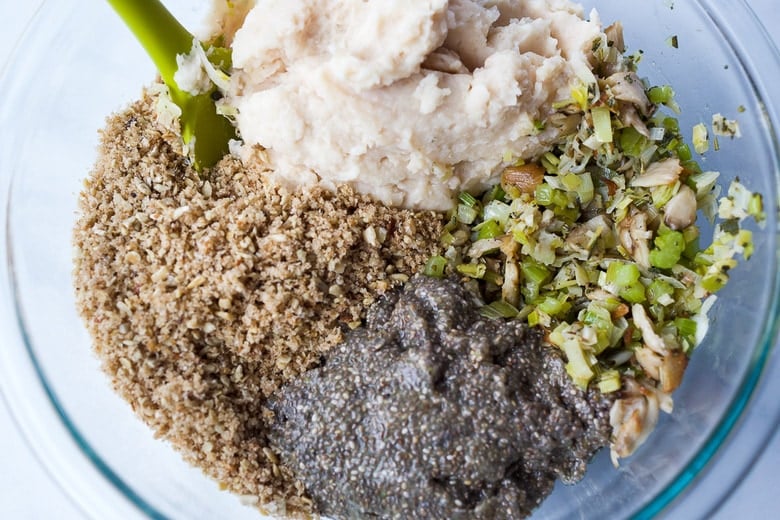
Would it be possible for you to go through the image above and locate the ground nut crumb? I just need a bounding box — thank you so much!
[72,92,444,516]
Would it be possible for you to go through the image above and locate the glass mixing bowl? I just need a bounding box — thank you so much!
[0,1,778,519]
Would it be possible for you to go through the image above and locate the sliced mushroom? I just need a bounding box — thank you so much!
[502,260,520,307]
[619,104,650,137]
[609,378,661,465]
[659,350,688,393]
[604,21,625,53]
[635,346,662,380]
[618,208,652,268]
[664,184,698,230]
[632,157,683,188]
[631,303,667,354]
[565,214,613,260]
[607,72,652,116]
[499,235,519,260]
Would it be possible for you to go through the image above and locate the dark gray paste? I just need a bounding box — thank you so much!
[267,276,613,519]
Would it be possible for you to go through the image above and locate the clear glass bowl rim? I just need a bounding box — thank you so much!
[0,1,778,519]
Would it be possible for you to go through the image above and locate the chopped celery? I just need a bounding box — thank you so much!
[650,229,685,269]
[674,317,697,339]
[456,263,486,279]
[521,259,552,287]
[536,295,571,317]
[527,309,541,327]
[606,262,641,287]
[619,282,646,304]
[663,116,680,134]
[619,127,646,157]
[647,85,680,112]
[534,183,553,205]
[482,201,512,227]
[576,173,595,205]
[582,303,614,352]
[648,85,673,104]
[701,272,728,293]
[647,279,674,305]
[423,256,448,279]
[476,219,504,240]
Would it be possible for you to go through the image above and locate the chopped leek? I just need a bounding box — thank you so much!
[592,106,614,143]
[425,47,763,400]
[692,123,709,154]
[480,300,521,319]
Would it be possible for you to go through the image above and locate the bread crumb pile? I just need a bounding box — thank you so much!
[73,92,444,514]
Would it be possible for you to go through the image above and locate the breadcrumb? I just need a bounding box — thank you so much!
[72,91,444,515]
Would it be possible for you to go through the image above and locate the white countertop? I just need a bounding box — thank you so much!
[1,1,778,518]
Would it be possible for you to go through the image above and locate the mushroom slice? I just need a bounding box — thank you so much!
[619,104,650,138]
[632,157,683,188]
[618,208,652,268]
[631,303,667,354]
[634,346,662,380]
[607,72,652,116]
[609,378,661,465]
[604,21,625,53]
[664,184,698,230]
[659,350,688,393]
[565,214,612,260]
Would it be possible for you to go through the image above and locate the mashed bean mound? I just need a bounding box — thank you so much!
[229,0,602,210]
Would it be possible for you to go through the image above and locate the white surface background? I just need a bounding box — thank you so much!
[1,1,778,519]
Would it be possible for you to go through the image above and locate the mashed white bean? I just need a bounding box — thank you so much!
[228,0,602,210]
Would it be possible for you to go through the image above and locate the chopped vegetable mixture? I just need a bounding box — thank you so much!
[424,24,764,463]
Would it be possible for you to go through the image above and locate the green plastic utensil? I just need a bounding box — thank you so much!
[106,0,237,171]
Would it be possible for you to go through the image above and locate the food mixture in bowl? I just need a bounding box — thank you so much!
[73,0,764,517]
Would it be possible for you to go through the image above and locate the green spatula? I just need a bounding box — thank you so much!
[106,0,237,171]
